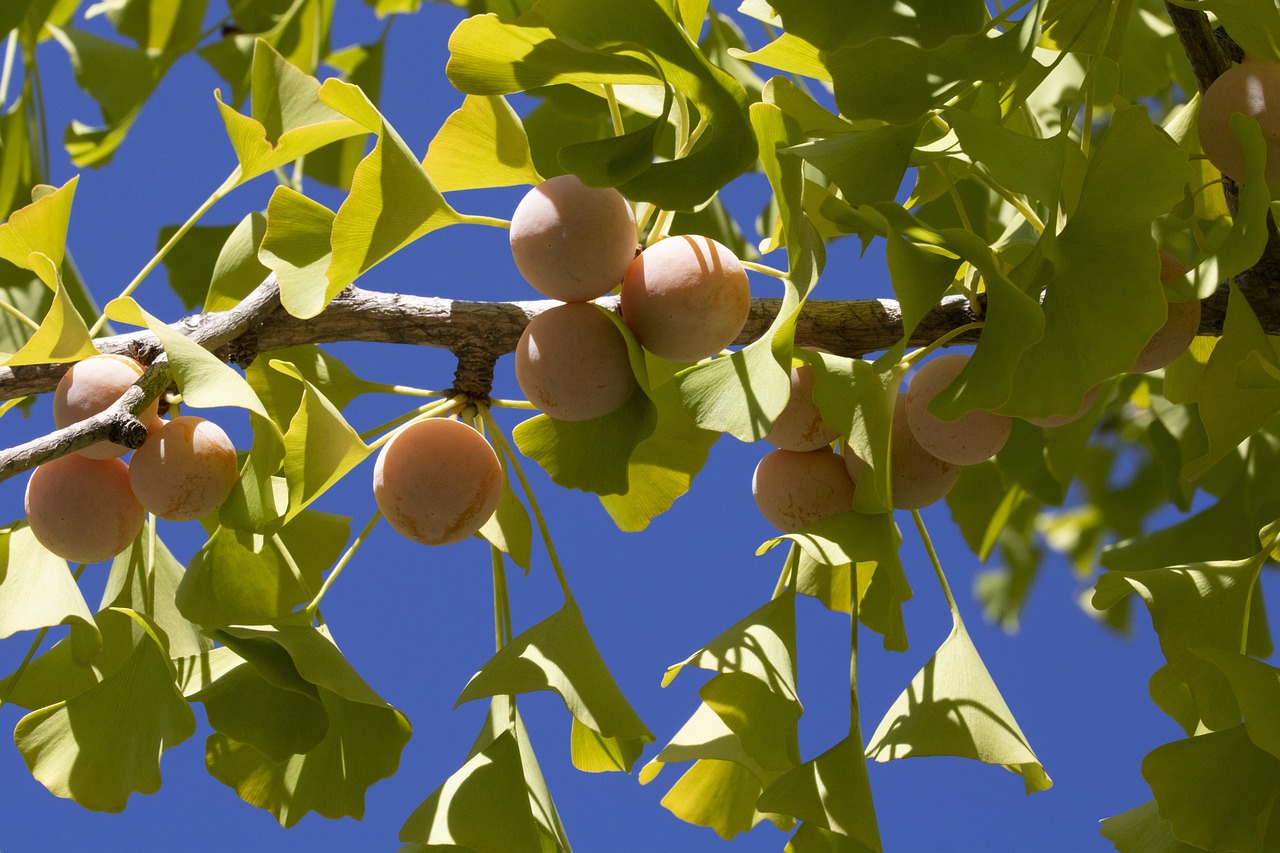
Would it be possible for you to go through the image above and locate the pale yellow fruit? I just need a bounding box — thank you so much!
[129,416,239,521]
[515,302,636,421]
[509,175,637,302]
[765,357,839,452]
[25,454,144,563]
[905,353,1011,465]
[752,447,856,532]
[53,353,160,459]
[889,393,960,510]
[373,418,502,546]
[620,235,750,362]
[1198,61,1280,184]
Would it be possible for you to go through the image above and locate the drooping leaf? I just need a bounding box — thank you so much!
[0,176,76,270]
[191,660,328,761]
[305,39,385,190]
[258,187,336,319]
[756,735,882,850]
[0,522,94,640]
[102,531,211,659]
[205,622,412,827]
[203,211,271,311]
[1099,799,1203,853]
[1193,648,1280,760]
[865,618,1052,793]
[1,252,99,366]
[157,223,238,309]
[1093,551,1266,730]
[1142,725,1280,853]
[14,608,195,813]
[456,599,653,766]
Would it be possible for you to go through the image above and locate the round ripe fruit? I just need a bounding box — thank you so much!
[1129,252,1202,374]
[25,454,144,563]
[620,235,751,363]
[1198,61,1280,184]
[752,447,856,533]
[509,175,637,302]
[889,393,961,510]
[515,302,636,421]
[905,353,1011,465]
[128,416,239,522]
[765,357,839,452]
[373,418,502,546]
[1025,385,1102,429]
[53,354,161,459]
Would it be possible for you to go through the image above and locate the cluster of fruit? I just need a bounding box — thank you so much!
[752,251,1203,533]
[373,174,754,548]
[24,354,238,564]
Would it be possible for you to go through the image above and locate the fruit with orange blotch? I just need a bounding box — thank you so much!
[373,418,503,546]
[128,416,239,522]
[515,302,636,421]
[905,353,1011,465]
[25,454,144,563]
[53,353,161,459]
[753,447,856,533]
[509,174,637,302]
[620,235,750,363]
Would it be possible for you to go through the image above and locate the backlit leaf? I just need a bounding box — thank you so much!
[1,252,98,365]
[757,735,882,850]
[259,187,336,319]
[0,523,94,640]
[424,95,543,191]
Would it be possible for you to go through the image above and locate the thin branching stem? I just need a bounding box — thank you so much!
[305,509,382,618]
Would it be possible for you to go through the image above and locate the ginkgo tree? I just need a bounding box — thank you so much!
[0,0,1278,850]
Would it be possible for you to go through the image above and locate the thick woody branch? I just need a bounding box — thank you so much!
[0,278,281,480]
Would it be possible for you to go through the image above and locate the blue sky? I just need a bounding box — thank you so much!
[0,3,1223,851]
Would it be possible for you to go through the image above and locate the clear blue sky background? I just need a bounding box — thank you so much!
[0,4,1242,851]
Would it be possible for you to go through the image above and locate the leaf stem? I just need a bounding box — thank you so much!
[478,403,574,603]
[741,260,789,280]
[305,509,382,618]
[491,544,512,652]
[773,542,799,598]
[488,397,538,410]
[911,508,960,617]
[604,84,625,137]
[0,295,38,331]
[90,170,240,335]
[272,532,315,602]
[901,321,985,367]
[0,32,16,110]
[362,396,461,447]
[458,213,512,230]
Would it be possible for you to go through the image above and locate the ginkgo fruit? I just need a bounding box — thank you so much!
[128,416,239,521]
[620,234,750,363]
[515,302,636,421]
[888,393,961,510]
[1129,251,1202,374]
[53,353,160,459]
[373,417,502,546]
[1198,60,1280,184]
[905,353,1011,465]
[753,447,856,532]
[25,454,144,564]
[765,353,839,452]
[509,174,637,302]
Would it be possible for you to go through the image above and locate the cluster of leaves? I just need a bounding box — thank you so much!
[1,0,1280,850]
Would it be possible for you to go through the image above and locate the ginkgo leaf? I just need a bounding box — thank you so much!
[0,176,76,270]
[1,252,98,366]
[399,729,544,850]
[1093,553,1266,731]
[456,599,653,766]
[732,34,831,82]
[757,735,882,850]
[424,94,543,191]
[786,821,881,853]
[205,622,412,827]
[865,618,1051,794]
[102,531,210,659]
[192,661,328,761]
[0,522,95,640]
[810,354,897,514]
[1193,648,1280,760]
[319,79,465,291]
[14,608,195,813]
[105,295,272,419]
[216,39,368,185]
[271,359,371,519]
[663,591,799,703]
[203,211,271,311]
[598,378,719,532]
[1142,725,1280,853]
[258,186,336,319]
[477,448,533,570]
[305,39,386,191]
[662,758,787,840]
[1098,799,1204,853]
[157,223,238,309]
